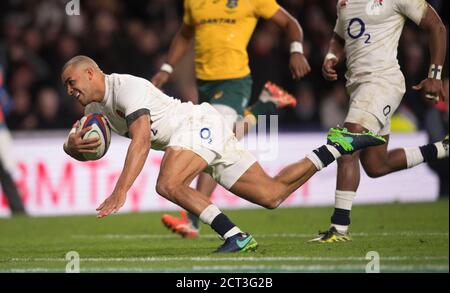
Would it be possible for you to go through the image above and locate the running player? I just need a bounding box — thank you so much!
[310,0,448,243]
[152,0,311,238]
[0,66,26,215]
[62,56,384,252]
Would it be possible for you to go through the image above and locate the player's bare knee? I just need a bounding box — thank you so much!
[156,179,180,199]
[361,157,388,178]
[259,190,283,210]
[260,198,279,210]
[363,165,386,178]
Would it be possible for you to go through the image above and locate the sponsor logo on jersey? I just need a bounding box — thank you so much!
[198,18,236,25]
[200,127,212,144]
[213,90,224,100]
[383,105,391,116]
[226,0,238,9]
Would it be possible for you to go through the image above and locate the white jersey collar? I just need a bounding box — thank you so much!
[102,74,112,106]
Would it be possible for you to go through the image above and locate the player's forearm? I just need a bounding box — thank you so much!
[114,137,151,194]
[271,8,306,56]
[166,25,194,67]
[285,16,303,44]
[419,5,446,69]
[327,33,345,62]
[424,18,446,67]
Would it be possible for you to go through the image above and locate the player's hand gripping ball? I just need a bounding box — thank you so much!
[77,113,111,161]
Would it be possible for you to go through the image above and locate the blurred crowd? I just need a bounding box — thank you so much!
[0,0,448,131]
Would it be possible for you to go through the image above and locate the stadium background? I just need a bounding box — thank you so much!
[0,0,448,216]
[0,0,448,131]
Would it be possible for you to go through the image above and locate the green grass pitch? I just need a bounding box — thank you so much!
[0,200,448,273]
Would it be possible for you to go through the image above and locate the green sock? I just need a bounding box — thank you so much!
[188,212,200,229]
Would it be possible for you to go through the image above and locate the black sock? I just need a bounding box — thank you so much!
[419,144,438,162]
[211,213,236,238]
[331,208,350,226]
[313,145,336,168]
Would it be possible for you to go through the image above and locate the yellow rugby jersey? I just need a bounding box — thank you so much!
[184,0,280,80]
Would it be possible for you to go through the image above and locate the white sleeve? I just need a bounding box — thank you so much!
[116,78,151,126]
[334,5,345,38]
[394,0,428,25]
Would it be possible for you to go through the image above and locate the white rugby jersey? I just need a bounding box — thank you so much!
[334,0,428,84]
[85,74,195,150]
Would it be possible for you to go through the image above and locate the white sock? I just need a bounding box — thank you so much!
[305,153,324,171]
[335,190,356,210]
[326,145,342,159]
[331,224,349,233]
[223,227,242,239]
[199,205,221,225]
[435,141,449,159]
[404,147,424,168]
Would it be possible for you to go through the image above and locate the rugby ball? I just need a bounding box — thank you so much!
[77,113,111,161]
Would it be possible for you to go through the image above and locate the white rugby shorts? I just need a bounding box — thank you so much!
[168,103,256,189]
[345,72,406,136]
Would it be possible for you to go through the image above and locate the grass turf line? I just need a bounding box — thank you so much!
[0,200,448,272]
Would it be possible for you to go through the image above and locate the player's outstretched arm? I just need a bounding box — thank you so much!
[63,121,100,162]
[151,24,195,88]
[322,33,345,81]
[96,114,152,218]
[412,5,447,102]
[269,7,311,80]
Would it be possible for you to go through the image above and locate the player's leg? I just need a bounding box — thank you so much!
[317,128,448,243]
[157,147,257,252]
[0,159,26,215]
[156,148,211,215]
[210,128,379,252]
[162,76,257,237]
[310,79,395,243]
[310,75,448,243]
[228,127,386,209]
[0,128,26,215]
[162,79,299,237]
[325,122,364,243]
[317,126,449,244]
[159,124,385,251]
[229,159,317,209]
[209,142,335,252]
[361,135,449,178]
[164,112,256,237]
